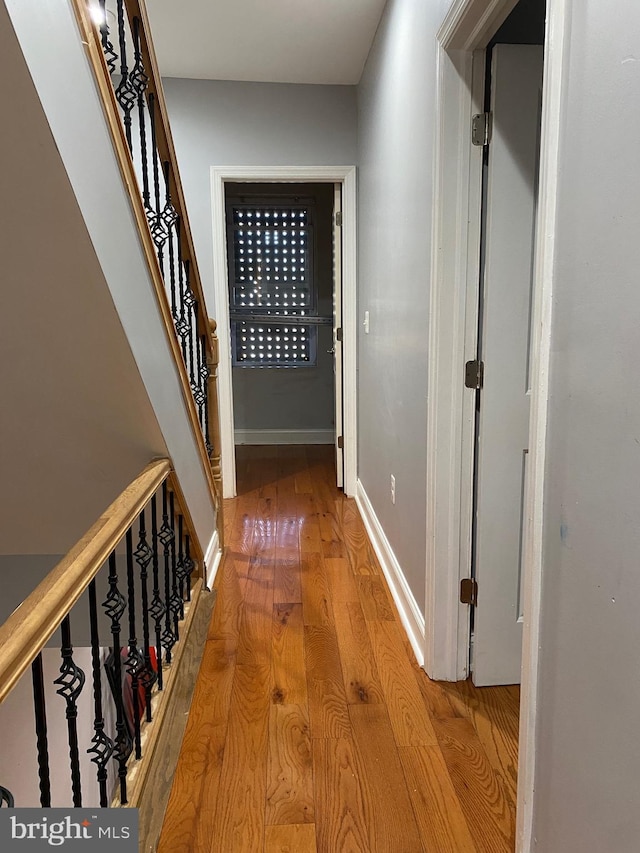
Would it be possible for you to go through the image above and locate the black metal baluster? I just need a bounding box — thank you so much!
[163,162,179,319]
[159,482,177,662]
[54,616,86,807]
[134,509,157,722]
[114,0,137,152]
[175,224,190,365]
[98,0,117,73]
[184,536,196,602]
[175,514,186,621]
[0,787,14,807]
[31,653,51,807]
[147,94,169,271]
[199,333,210,440]
[184,260,199,395]
[149,494,165,690]
[135,19,152,222]
[125,529,144,760]
[87,579,116,807]
[169,492,182,639]
[102,551,129,804]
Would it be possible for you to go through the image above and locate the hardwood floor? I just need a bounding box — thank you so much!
[158,446,519,853]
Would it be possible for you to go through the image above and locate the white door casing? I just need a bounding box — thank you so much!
[211,166,357,498]
[333,183,344,488]
[472,44,544,687]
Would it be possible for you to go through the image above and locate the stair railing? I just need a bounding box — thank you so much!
[70,0,224,543]
[0,460,206,810]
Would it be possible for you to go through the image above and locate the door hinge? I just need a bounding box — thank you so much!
[472,112,492,147]
[465,359,484,389]
[336,327,343,342]
[337,435,344,449]
[460,578,478,606]
[334,211,343,227]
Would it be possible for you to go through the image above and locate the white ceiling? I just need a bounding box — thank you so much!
[145,0,388,86]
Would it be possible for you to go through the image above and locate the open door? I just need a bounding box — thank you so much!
[472,44,543,686]
[333,183,344,489]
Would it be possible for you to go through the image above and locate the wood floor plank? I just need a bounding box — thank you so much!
[312,738,370,853]
[304,623,351,738]
[271,603,307,706]
[367,618,439,747]
[211,662,271,853]
[323,556,360,604]
[399,745,478,853]
[300,552,333,627]
[299,515,323,554]
[264,823,317,853]
[348,703,423,852]
[265,704,314,826]
[333,600,385,705]
[342,499,378,577]
[357,576,395,621]
[274,517,302,604]
[236,562,275,667]
[433,716,516,853]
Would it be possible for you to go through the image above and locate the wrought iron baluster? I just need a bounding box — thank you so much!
[175,224,190,365]
[159,482,177,662]
[134,18,152,218]
[199,333,210,441]
[31,653,51,807]
[54,616,86,807]
[0,786,14,807]
[87,579,115,807]
[125,529,144,760]
[175,514,186,620]
[98,0,117,73]
[114,0,136,152]
[149,493,165,690]
[102,551,129,804]
[169,492,182,638]
[184,535,196,603]
[163,162,179,319]
[147,94,168,271]
[134,509,157,722]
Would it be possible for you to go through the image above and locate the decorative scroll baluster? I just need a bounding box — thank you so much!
[175,514,187,620]
[114,0,136,152]
[168,492,182,639]
[125,529,144,760]
[158,482,177,662]
[54,616,86,807]
[163,162,179,320]
[147,94,169,271]
[149,493,165,690]
[31,653,51,808]
[184,535,196,602]
[102,551,129,804]
[0,787,14,807]
[199,334,211,444]
[134,509,157,722]
[207,319,225,549]
[98,0,117,73]
[87,579,115,807]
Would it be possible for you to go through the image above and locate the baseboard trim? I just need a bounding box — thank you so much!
[234,429,334,445]
[204,529,222,589]
[356,480,426,667]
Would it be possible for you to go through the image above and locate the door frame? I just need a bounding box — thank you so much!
[426,0,569,849]
[211,165,357,498]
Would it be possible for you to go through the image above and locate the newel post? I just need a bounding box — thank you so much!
[207,319,225,550]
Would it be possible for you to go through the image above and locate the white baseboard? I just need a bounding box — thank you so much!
[204,529,222,590]
[356,480,426,667]
[234,429,334,445]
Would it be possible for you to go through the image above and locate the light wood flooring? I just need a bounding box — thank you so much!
[158,445,519,853]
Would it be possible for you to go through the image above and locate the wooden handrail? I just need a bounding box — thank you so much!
[0,459,171,704]
[69,0,219,510]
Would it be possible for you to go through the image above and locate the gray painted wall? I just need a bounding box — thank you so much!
[161,78,357,314]
[228,183,335,434]
[533,1,640,849]
[357,0,450,608]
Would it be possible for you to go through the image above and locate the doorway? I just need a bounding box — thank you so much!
[210,166,357,499]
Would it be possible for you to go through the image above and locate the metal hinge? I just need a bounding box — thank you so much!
[334,211,343,226]
[472,112,492,147]
[337,435,344,449]
[465,359,484,389]
[460,578,478,606]
[336,327,343,342]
